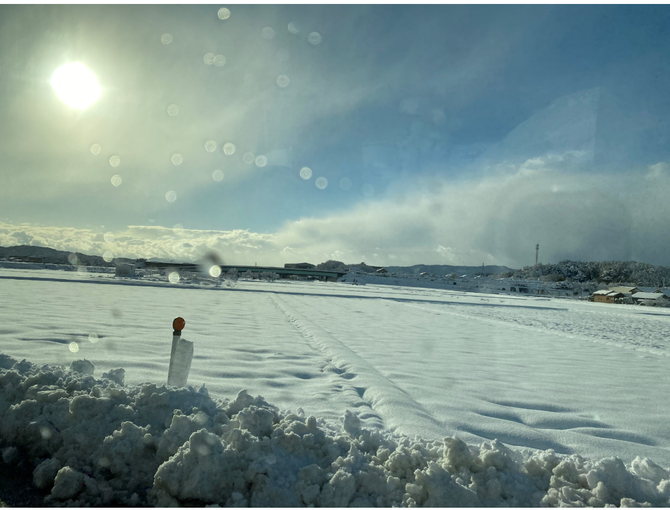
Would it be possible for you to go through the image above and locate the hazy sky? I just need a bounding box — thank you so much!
[1,4,669,268]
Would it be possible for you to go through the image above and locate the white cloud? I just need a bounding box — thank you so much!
[2,159,669,269]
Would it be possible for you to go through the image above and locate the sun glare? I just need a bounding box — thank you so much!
[50,63,102,109]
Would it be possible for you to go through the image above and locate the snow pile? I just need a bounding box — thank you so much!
[1,354,670,507]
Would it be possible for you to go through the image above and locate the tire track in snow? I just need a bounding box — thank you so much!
[269,293,443,436]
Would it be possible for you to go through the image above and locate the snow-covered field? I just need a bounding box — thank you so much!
[1,267,670,506]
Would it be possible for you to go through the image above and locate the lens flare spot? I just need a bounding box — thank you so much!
[362,183,374,197]
[205,140,217,152]
[168,271,180,284]
[204,53,216,65]
[214,55,226,67]
[209,265,222,277]
[167,104,179,116]
[262,27,276,40]
[104,232,115,243]
[90,143,101,155]
[243,152,255,164]
[277,75,290,88]
[111,175,122,187]
[277,48,290,62]
[88,333,99,344]
[68,254,78,265]
[161,33,173,45]
[40,427,53,440]
[223,143,236,155]
[77,266,88,275]
[315,177,328,189]
[255,155,267,167]
[109,155,121,167]
[68,342,79,353]
[308,32,322,45]
[340,177,352,190]
[212,169,224,181]
[103,251,114,262]
[288,21,300,34]
[218,7,231,20]
[300,167,312,180]
[171,153,183,166]
[166,190,177,202]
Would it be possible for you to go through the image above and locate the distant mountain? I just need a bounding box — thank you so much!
[0,245,134,266]
[383,264,516,277]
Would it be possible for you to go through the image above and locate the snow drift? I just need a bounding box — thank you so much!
[1,354,669,507]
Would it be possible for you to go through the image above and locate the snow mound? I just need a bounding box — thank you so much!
[1,353,669,507]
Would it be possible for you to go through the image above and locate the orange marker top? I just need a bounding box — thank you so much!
[173,317,185,331]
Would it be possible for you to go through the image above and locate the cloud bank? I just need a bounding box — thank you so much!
[2,158,669,269]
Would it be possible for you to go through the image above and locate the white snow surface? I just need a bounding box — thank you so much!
[1,267,670,506]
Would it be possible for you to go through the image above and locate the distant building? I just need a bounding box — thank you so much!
[376,268,388,274]
[284,262,315,270]
[592,290,623,303]
[609,286,640,296]
[631,292,669,305]
[115,263,136,277]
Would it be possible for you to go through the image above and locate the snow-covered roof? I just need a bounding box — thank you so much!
[632,292,667,300]
[593,289,621,296]
[609,286,640,294]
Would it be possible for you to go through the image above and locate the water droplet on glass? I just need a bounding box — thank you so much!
[212,169,224,181]
[308,32,322,45]
[277,48,290,62]
[103,251,114,262]
[111,175,122,186]
[262,27,276,40]
[255,155,267,167]
[40,427,52,439]
[68,254,78,265]
[277,75,290,88]
[90,143,101,155]
[340,177,352,190]
[104,232,115,243]
[362,183,374,197]
[167,104,179,116]
[214,54,226,67]
[223,143,236,155]
[204,53,216,65]
[68,342,79,353]
[109,155,121,167]
[288,21,300,34]
[168,271,180,284]
[77,266,88,275]
[315,177,328,189]
[88,333,99,344]
[161,33,173,45]
[109,108,120,119]
[300,167,312,180]
[205,140,217,152]
[218,7,231,20]
[171,153,183,165]
[243,152,255,164]
[209,265,222,277]
[166,190,177,202]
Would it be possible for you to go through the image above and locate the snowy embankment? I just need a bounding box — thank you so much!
[2,354,670,507]
[2,267,670,506]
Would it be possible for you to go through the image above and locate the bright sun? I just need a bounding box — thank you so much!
[50,63,102,110]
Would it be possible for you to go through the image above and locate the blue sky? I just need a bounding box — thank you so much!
[1,5,669,268]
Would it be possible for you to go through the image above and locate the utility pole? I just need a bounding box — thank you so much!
[535,244,539,266]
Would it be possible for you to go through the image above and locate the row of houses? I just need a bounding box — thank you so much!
[591,286,670,305]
